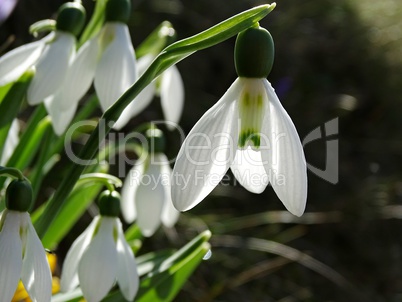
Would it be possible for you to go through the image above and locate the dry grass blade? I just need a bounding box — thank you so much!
[212,235,353,290]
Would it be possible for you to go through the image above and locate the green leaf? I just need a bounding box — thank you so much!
[78,0,107,47]
[0,69,34,128]
[103,230,211,302]
[0,122,12,162]
[136,21,176,58]
[136,249,175,277]
[4,104,47,169]
[0,82,13,105]
[136,244,210,302]
[33,163,109,249]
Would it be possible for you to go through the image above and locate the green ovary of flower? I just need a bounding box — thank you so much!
[56,2,86,36]
[238,85,265,150]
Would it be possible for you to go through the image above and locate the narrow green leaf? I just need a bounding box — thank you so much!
[103,231,211,302]
[78,0,107,47]
[0,82,13,105]
[36,163,109,249]
[0,69,34,128]
[136,243,210,302]
[4,104,47,169]
[40,183,102,249]
[136,21,176,58]
[8,116,51,170]
[136,250,176,277]
[0,123,12,161]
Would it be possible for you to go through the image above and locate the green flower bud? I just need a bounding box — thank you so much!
[5,179,33,212]
[56,2,86,36]
[145,128,166,154]
[105,0,131,23]
[98,190,121,217]
[234,26,274,78]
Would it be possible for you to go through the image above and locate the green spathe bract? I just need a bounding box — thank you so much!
[99,190,121,217]
[56,2,86,36]
[105,0,131,23]
[5,179,33,212]
[235,26,275,78]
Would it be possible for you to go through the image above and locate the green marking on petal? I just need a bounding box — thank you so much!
[238,79,265,149]
[113,225,118,243]
[92,218,102,238]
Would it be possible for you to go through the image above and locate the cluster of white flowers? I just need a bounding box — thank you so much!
[0,2,308,302]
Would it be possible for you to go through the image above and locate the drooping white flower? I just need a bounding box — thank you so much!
[171,26,307,217]
[0,209,52,302]
[172,78,307,216]
[0,119,19,165]
[121,153,180,237]
[60,215,139,302]
[0,2,87,107]
[44,36,99,135]
[114,54,184,130]
[45,20,137,135]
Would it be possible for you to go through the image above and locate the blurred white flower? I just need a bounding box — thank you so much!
[114,55,184,130]
[121,153,180,237]
[172,77,307,217]
[0,209,52,302]
[60,216,139,302]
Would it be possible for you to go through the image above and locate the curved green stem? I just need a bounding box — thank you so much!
[78,172,122,192]
[0,166,25,180]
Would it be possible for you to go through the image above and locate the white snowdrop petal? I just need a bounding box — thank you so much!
[171,79,241,211]
[261,80,307,216]
[0,39,45,86]
[0,119,19,165]
[160,65,184,129]
[27,32,76,105]
[60,216,100,292]
[78,217,118,302]
[58,37,99,111]
[230,147,269,194]
[21,214,52,302]
[44,96,78,136]
[95,23,136,113]
[116,219,139,300]
[159,154,180,227]
[135,163,165,237]
[121,163,144,223]
[0,211,23,302]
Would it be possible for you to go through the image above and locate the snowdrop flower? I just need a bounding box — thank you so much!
[114,54,184,130]
[45,0,137,134]
[0,2,86,105]
[121,128,180,236]
[0,179,52,302]
[172,26,307,216]
[0,119,19,165]
[60,191,139,302]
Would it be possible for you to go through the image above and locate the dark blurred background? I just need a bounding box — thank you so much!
[2,0,402,301]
